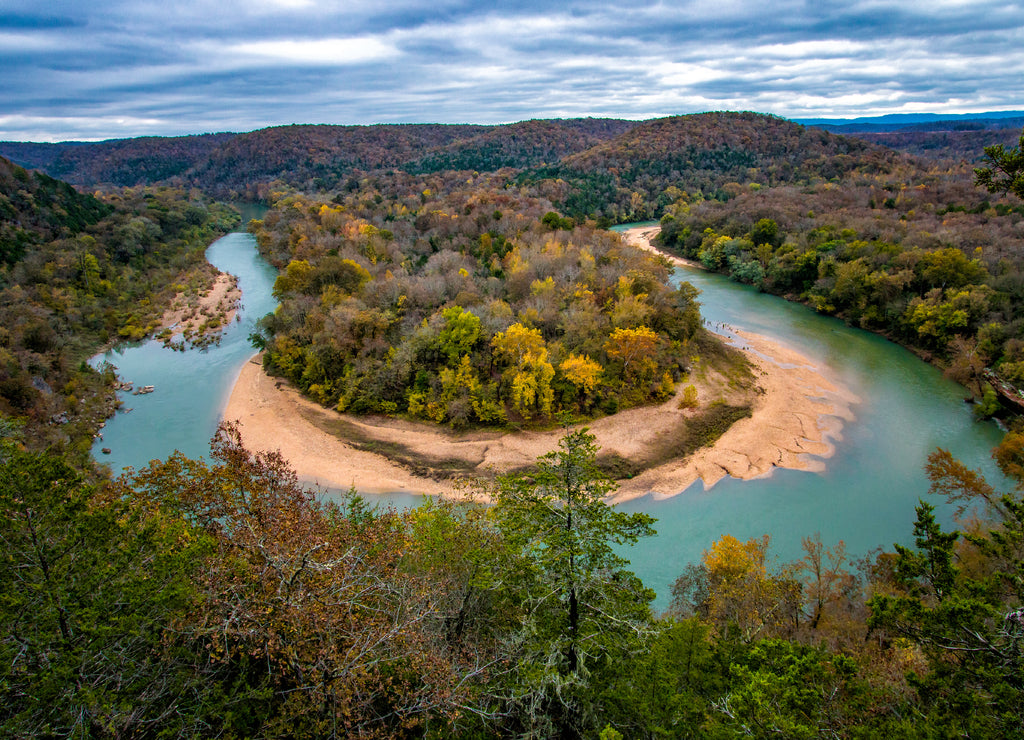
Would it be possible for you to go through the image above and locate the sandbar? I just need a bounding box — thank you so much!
[158,271,241,347]
[221,227,858,501]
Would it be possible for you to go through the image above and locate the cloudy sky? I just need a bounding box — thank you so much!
[2,0,1023,142]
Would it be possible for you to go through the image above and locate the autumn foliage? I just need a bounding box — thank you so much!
[252,181,702,427]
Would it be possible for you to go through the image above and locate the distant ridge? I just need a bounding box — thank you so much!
[796,110,1024,132]
[1,110,1012,194]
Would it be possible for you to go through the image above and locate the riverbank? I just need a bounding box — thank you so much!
[221,226,857,501]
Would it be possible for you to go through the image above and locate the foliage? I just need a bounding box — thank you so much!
[867,439,1024,736]
[488,426,656,738]
[0,162,239,454]
[975,127,1024,200]
[0,119,636,200]
[0,441,209,737]
[519,112,897,222]
[116,423,491,738]
[254,183,702,428]
[669,534,799,642]
[656,155,1024,398]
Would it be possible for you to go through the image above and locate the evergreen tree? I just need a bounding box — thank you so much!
[488,426,656,738]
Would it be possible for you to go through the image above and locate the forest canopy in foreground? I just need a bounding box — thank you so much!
[2,423,1023,738]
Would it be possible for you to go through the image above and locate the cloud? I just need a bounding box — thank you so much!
[1,0,1023,141]
[222,37,396,65]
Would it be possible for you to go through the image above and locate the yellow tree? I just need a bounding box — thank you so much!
[604,326,660,389]
[492,323,554,420]
[510,353,555,419]
[492,322,545,366]
[560,353,602,409]
[699,534,794,640]
[271,259,313,298]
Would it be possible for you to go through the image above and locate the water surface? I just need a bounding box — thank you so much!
[91,232,279,469]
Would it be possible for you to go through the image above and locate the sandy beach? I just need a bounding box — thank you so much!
[221,227,858,501]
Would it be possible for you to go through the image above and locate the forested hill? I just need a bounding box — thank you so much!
[1,114,901,207]
[0,133,235,188]
[187,124,487,195]
[519,112,902,221]
[802,115,1024,163]
[845,128,1023,163]
[0,119,638,197]
[6,113,1013,205]
[0,156,112,265]
[403,118,638,174]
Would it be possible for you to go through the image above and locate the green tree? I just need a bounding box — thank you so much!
[706,639,858,739]
[975,128,1024,200]
[868,499,1024,736]
[596,618,725,737]
[437,305,482,364]
[490,427,656,738]
[0,442,209,737]
[750,217,782,248]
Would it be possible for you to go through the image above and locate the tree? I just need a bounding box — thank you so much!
[490,427,656,738]
[670,534,799,642]
[0,441,209,737]
[868,500,1024,736]
[493,323,555,420]
[975,128,1024,200]
[492,322,546,366]
[121,424,479,738]
[793,533,853,632]
[707,639,858,739]
[437,305,482,363]
[603,326,659,387]
[272,258,314,297]
[560,353,603,409]
[750,217,782,248]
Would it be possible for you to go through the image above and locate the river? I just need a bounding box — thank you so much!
[91,232,280,470]
[93,227,1008,608]
[611,223,1006,605]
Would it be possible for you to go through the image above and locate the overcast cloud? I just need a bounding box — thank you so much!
[1,0,1022,141]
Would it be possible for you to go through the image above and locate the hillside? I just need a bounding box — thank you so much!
[0,134,235,187]
[0,119,637,197]
[519,111,902,221]
[847,128,1023,163]
[0,157,112,264]
[404,118,639,174]
[0,157,239,452]
[800,114,1024,162]
[7,113,1020,199]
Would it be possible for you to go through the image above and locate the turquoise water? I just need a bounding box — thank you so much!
[91,232,279,470]
[610,224,1006,606]
[93,228,1008,608]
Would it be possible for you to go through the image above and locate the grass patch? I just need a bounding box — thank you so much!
[295,406,482,480]
[596,401,752,479]
[693,330,754,388]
